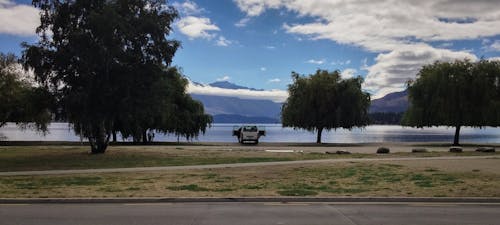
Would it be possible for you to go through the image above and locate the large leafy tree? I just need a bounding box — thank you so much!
[281,70,371,143]
[402,59,500,146]
[157,68,212,140]
[117,67,212,143]
[22,0,187,153]
[0,53,52,132]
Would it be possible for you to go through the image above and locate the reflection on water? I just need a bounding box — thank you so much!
[1,123,499,143]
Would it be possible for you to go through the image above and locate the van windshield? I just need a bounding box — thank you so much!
[243,126,258,132]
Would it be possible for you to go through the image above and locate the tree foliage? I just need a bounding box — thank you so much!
[22,0,210,153]
[402,59,500,145]
[116,67,212,142]
[0,53,52,132]
[281,70,371,143]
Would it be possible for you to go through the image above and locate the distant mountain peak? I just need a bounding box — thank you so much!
[378,90,408,101]
[209,81,263,91]
[369,89,408,113]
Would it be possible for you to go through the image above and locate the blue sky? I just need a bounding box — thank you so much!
[1,0,500,100]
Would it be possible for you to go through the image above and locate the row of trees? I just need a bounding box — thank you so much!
[1,0,212,153]
[2,1,498,149]
[281,60,500,145]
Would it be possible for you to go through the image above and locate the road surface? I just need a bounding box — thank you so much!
[1,202,499,225]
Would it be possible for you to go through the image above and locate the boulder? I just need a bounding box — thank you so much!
[326,150,351,154]
[449,146,463,153]
[336,150,351,154]
[476,147,495,153]
[377,147,390,154]
[412,148,428,153]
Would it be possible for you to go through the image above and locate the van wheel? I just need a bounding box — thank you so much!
[255,140,259,144]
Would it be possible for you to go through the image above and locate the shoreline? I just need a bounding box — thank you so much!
[1,141,498,154]
[1,141,499,146]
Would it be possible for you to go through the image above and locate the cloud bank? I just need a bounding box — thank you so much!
[235,0,500,98]
[177,16,220,39]
[187,81,288,103]
[0,0,39,36]
[174,0,231,46]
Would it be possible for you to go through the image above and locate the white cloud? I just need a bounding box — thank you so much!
[489,57,500,61]
[187,81,288,103]
[216,75,230,81]
[260,67,267,71]
[489,40,500,52]
[265,45,276,50]
[235,17,251,27]
[174,2,232,47]
[361,58,369,71]
[234,0,499,97]
[0,0,39,36]
[341,68,357,79]
[331,60,351,66]
[216,36,232,46]
[237,0,500,52]
[363,45,477,98]
[268,78,281,83]
[177,16,220,39]
[438,42,453,48]
[172,1,204,15]
[306,59,325,65]
[234,0,283,17]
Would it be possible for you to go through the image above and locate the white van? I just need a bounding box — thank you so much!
[232,125,266,144]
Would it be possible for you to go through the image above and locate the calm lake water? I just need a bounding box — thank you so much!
[1,123,500,143]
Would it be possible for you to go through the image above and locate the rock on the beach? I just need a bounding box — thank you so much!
[475,147,495,152]
[412,148,428,153]
[449,146,463,153]
[325,150,351,154]
[377,147,390,154]
[336,150,351,154]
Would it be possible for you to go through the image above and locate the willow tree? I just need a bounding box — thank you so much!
[402,59,500,145]
[281,70,371,143]
[0,53,52,132]
[23,0,181,153]
[117,67,212,143]
[157,68,212,140]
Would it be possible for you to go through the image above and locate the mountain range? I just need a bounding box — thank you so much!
[369,90,408,113]
[190,81,408,123]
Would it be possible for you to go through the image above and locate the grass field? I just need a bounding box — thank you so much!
[1,158,498,198]
[0,145,496,172]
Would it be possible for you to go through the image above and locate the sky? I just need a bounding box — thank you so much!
[1,0,500,101]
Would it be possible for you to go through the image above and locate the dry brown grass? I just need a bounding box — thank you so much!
[1,145,497,171]
[1,158,499,198]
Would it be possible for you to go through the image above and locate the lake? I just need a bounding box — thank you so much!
[1,123,500,143]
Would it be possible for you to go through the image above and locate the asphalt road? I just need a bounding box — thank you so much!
[1,202,499,225]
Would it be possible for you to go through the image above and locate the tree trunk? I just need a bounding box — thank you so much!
[90,141,107,154]
[316,127,323,144]
[88,123,110,154]
[453,125,461,146]
[112,130,117,143]
[142,130,148,145]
